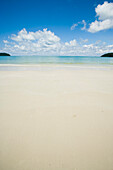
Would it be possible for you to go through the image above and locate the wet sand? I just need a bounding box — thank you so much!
[0,65,113,170]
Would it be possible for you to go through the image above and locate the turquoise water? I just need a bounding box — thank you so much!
[0,55,113,65]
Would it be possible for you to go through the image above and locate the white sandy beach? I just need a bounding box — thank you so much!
[0,65,113,170]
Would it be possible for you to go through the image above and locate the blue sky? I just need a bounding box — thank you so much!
[0,0,113,55]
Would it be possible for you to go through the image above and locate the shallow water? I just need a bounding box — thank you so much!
[0,55,113,65]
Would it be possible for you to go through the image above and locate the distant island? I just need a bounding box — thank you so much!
[101,53,113,57]
[0,53,10,56]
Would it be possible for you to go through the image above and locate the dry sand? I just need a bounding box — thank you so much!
[0,65,113,170]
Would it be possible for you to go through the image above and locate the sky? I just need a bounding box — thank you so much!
[0,0,113,56]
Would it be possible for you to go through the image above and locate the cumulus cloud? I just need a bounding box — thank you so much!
[4,28,61,55]
[88,1,113,33]
[11,28,60,43]
[2,28,113,56]
[96,1,113,20]
[65,39,77,46]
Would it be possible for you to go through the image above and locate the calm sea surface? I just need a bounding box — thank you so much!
[0,55,113,65]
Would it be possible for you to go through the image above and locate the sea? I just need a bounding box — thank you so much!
[0,55,113,71]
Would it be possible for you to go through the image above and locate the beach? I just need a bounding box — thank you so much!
[0,64,113,170]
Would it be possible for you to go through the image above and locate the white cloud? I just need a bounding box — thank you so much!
[65,39,77,46]
[3,40,9,43]
[96,1,113,20]
[88,1,113,33]
[5,28,61,55]
[107,45,113,48]
[11,28,60,43]
[88,19,113,33]
[71,20,87,31]
[71,24,78,30]
[80,39,88,43]
[2,28,113,56]
[81,20,86,30]
[83,44,94,48]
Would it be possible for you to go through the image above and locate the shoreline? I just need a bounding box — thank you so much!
[0,63,113,71]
